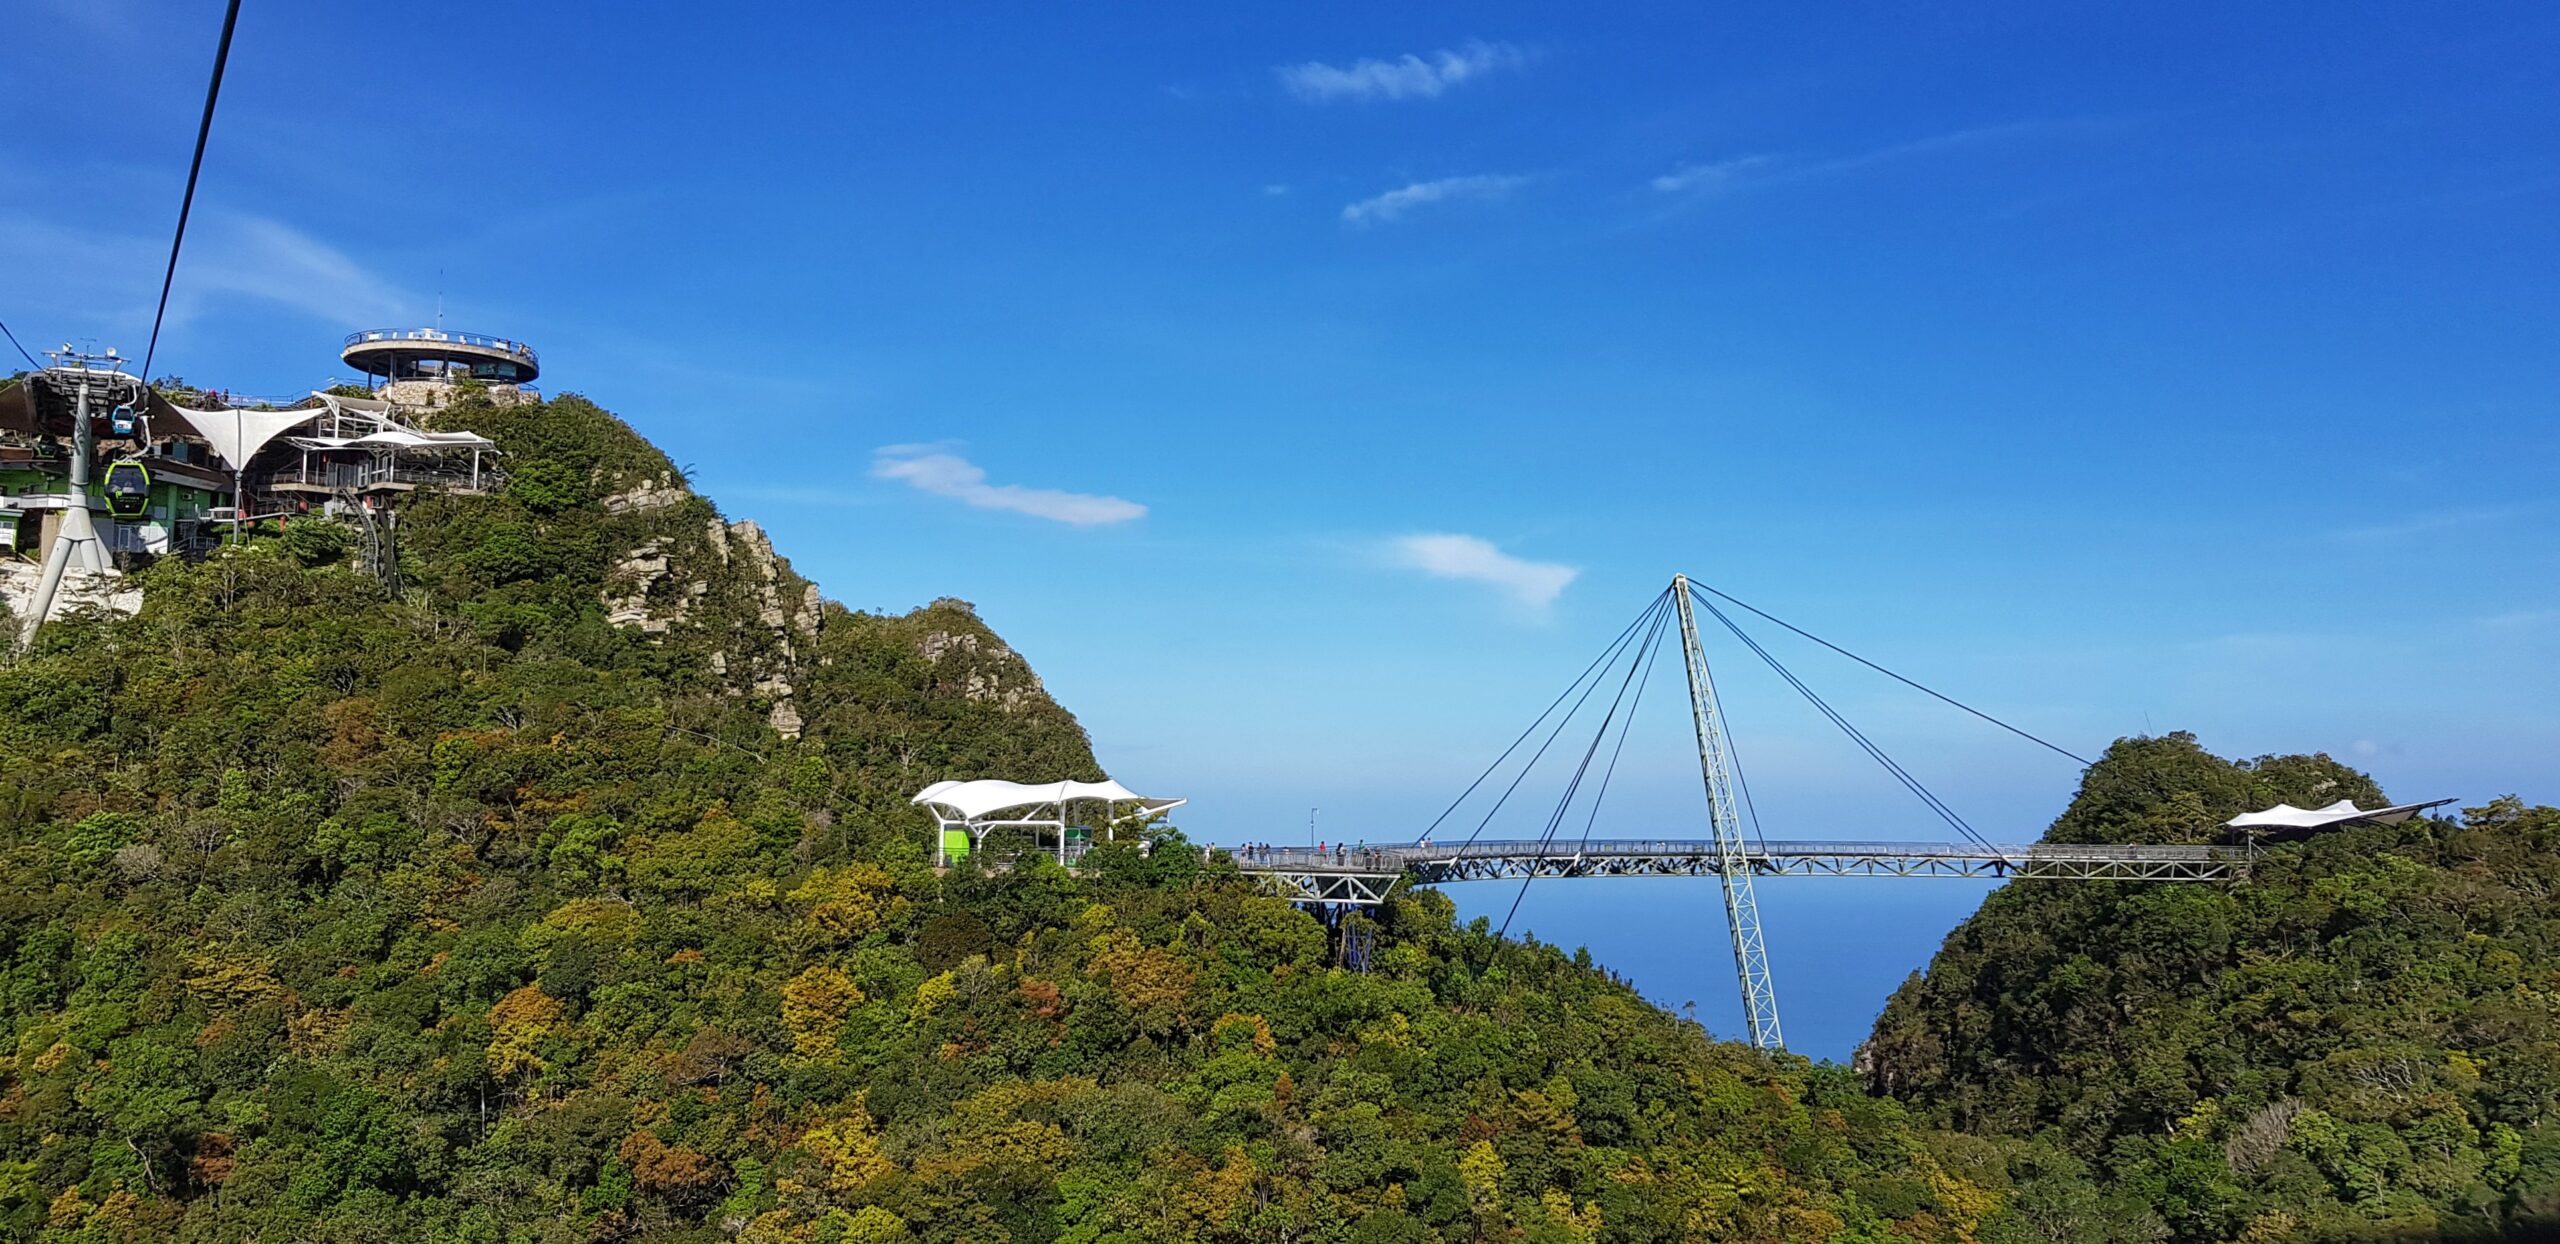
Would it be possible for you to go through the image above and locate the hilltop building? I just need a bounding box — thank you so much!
[341,327,539,408]
[0,327,524,624]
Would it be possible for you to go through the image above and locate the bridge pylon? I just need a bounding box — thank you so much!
[1672,574,1785,1051]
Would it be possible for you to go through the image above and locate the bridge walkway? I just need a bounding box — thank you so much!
[1231,838,2243,906]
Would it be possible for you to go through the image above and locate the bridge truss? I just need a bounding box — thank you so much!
[1240,839,2241,896]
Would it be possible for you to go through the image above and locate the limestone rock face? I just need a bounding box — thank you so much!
[601,471,687,517]
[603,540,675,633]
[580,474,1080,751]
[0,563,141,626]
[593,473,818,738]
[917,625,1048,712]
[379,379,532,410]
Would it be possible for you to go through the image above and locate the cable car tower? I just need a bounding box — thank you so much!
[17,346,147,646]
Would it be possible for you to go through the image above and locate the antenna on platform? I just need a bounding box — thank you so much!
[1671,574,1785,1051]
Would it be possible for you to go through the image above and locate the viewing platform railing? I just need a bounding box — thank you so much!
[343,328,539,368]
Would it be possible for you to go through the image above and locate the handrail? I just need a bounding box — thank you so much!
[342,328,538,366]
[1233,838,2231,871]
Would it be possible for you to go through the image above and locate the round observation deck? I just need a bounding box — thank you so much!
[341,328,539,385]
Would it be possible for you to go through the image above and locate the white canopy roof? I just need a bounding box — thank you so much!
[162,392,499,469]
[286,429,496,452]
[913,778,1185,823]
[2225,798,2453,832]
[162,402,326,472]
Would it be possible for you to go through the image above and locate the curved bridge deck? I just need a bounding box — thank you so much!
[1234,839,2243,905]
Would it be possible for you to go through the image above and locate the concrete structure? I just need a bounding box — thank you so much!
[341,328,539,408]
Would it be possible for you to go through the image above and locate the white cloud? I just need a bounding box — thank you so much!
[1651,155,1774,195]
[0,210,416,349]
[1340,174,1528,226]
[1647,118,2128,200]
[2330,506,2521,543]
[871,446,1146,526]
[180,213,414,326]
[1388,533,1579,608]
[1277,41,1526,103]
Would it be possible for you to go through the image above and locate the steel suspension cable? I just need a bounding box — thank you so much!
[140,0,246,384]
[1457,593,1671,856]
[1687,579,2093,767]
[1694,588,1981,845]
[1692,587,1992,848]
[1415,587,1669,845]
[1576,602,1671,853]
[1420,587,1668,846]
[1498,598,1672,938]
[1699,590,1988,848]
[1699,639,1772,851]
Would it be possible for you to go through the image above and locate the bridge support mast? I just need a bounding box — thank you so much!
[1671,575,1785,1051]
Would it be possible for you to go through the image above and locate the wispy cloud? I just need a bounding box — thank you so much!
[871,445,1146,526]
[2477,608,2560,631]
[180,213,414,326]
[0,210,415,341]
[1341,174,1528,226]
[1649,118,2128,201]
[1651,155,1774,195]
[1387,533,1579,609]
[1277,41,1527,103]
[2331,506,2522,544]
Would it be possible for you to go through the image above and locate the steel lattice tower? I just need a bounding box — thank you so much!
[1671,574,1785,1050]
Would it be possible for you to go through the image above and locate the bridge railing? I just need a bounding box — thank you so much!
[1227,838,2233,873]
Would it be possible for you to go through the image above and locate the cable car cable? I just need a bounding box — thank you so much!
[139,0,246,385]
[0,317,38,371]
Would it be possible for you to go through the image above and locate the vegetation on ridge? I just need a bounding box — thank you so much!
[0,394,1997,1242]
[1866,734,2560,1243]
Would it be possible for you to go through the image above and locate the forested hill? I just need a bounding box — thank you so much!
[1864,734,2560,1243]
[0,393,1998,1242]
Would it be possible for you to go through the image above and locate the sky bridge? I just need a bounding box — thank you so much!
[1233,838,2243,905]
[1214,574,2294,1053]
[920,574,2435,1054]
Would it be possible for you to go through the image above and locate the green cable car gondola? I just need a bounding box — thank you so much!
[102,459,151,519]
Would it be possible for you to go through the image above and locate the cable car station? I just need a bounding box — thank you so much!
[0,327,526,635]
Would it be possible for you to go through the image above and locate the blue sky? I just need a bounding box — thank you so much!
[8,1,2556,1058]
